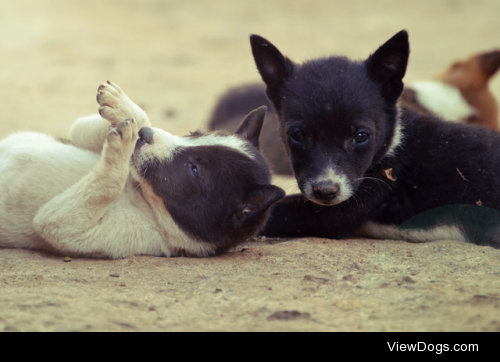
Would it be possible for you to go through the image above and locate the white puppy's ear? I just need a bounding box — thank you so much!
[235,106,267,149]
[230,184,285,230]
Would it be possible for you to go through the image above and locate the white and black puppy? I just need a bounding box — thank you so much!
[0,82,284,258]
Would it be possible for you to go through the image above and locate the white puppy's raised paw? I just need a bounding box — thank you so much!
[97,81,134,126]
[103,118,138,164]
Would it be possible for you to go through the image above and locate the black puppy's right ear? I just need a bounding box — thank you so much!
[366,30,410,102]
[250,35,294,107]
[235,106,267,149]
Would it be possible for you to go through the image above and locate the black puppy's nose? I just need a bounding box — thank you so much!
[312,181,339,202]
[138,127,154,144]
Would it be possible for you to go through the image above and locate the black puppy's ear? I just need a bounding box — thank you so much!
[230,185,286,230]
[250,35,294,108]
[235,106,267,149]
[480,50,500,79]
[366,30,410,102]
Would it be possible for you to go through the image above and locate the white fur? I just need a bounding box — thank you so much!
[304,167,353,205]
[69,114,112,153]
[358,221,465,243]
[0,83,213,258]
[70,81,153,153]
[133,128,254,167]
[96,80,152,129]
[408,81,477,122]
[385,106,405,157]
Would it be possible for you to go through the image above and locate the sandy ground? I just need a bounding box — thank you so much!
[1,0,500,332]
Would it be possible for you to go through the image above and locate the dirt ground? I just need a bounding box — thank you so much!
[1,0,500,332]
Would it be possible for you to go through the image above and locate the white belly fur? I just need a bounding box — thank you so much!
[0,132,168,257]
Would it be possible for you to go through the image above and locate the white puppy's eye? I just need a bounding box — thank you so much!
[190,164,198,177]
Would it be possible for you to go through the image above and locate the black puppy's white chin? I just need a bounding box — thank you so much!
[304,193,351,206]
[299,172,355,206]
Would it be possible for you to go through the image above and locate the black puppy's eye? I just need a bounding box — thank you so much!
[290,131,305,144]
[353,132,369,144]
[190,164,198,177]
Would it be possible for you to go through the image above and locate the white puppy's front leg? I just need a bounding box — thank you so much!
[70,81,152,153]
[97,81,152,129]
[33,119,140,257]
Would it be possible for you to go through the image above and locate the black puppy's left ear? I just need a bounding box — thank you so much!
[366,30,410,102]
[235,106,267,148]
[230,185,286,230]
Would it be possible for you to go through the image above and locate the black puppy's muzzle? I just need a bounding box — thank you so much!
[138,127,154,145]
[312,181,339,203]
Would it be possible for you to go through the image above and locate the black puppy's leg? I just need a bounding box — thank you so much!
[262,194,368,239]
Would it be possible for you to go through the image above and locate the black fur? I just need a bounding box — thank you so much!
[246,30,500,248]
[136,108,285,254]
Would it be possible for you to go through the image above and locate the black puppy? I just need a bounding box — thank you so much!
[221,31,500,247]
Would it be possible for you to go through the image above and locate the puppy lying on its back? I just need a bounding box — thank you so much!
[0,82,284,258]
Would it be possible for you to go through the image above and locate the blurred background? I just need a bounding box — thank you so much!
[0,0,499,138]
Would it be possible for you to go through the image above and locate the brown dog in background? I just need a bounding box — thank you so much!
[403,50,500,130]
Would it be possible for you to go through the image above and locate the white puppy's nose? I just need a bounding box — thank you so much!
[138,127,154,144]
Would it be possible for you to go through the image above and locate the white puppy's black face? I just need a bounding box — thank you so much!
[130,109,285,256]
